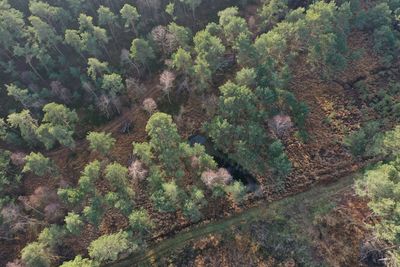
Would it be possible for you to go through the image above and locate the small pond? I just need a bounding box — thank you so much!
[188,134,259,192]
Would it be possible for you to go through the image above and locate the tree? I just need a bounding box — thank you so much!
[142,98,158,114]
[5,84,35,108]
[87,58,109,81]
[21,242,51,267]
[268,141,291,177]
[193,30,225,72]
[36,103,78,149]
[130,38,155,69]
[0,118,6,140]
[59,255,96,267]
[22,152,52,176]
[193,57,212,91]
[218,7,250,45]
[165,3,176,20]
[64,14,109,57]
[7,110,38,146]
[128,208,153,234]
[258,0,288,30]
[101,73,124,96]
[65,212,84,235]
[28,15,63,55]
[87,132,116,156]
[98,6,117,30]
[179,0,202,17]
[225,181,246,204]
[83,196,104,226]
[105,162,129,189]
[235,67,256,88]
[159,70,176,100]
[38,225,64,249]
[167,22,192,49]
[0,1,26,54]
[144,113,182,175]
[120,4,140,32]
[171,48,192,76]
[88,231,137,263]
[206,81,269,173]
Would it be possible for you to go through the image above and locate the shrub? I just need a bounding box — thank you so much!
[65,212,84,235]
[21,242,51,267]
[88,231,137,263]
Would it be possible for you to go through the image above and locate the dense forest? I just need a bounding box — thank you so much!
[0,0,400,266]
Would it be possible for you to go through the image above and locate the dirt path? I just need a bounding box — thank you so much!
[108,173,356,267]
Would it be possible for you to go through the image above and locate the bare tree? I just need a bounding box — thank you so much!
[151,26,178,57]
[159,70,176,102]
[11,152,26,166]
[268,114,293,138]
[142,98,157,114]
[128,160,148,182]
[97,94,114,118]
[50,81,71,104]
[201,168,232,189]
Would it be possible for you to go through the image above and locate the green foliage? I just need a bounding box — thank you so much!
[38,225,64,249]
[97,5,117,28]
[88,231,137,263]
[5,83,35,108]
[128,208,153,234]
[105,162,129,189]
[235,67,256,88]
[83,196,104,227]
[225,181,246,204]
[218,7,250,45]
[21,242,51,267]
[179,0,202,16]
[356,160,400,245]
[0,149,21,196]
[7,110,38,146]
[166,3,176,20]
[37,103,78,149]
[268,141,292,177]
[255,1,352,74]
[87,58,109,81]
[183,187,206,222]
[344,121,382,157]
[168,23,192,49]
[206,81,269,173]
[64,14,109,57]
[143,112,183,176]
[171,48,192,76]
[120,4,140,30]
[87,131,116,155]
[130,38,155,68]
[65,212,84,235]
[0,118,6,140]
[60,255,97,267]
[258,0,288,30]
[23,152,52,176]
[193,29,225,73]
[101,73,124,96]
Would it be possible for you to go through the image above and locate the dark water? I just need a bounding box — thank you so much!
[188,134,259,192]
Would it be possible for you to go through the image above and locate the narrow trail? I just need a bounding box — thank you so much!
[108,173,356,267]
